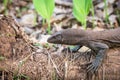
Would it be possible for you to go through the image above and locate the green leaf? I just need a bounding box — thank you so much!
[33,0,55,20]
[73,0,92,29]
[33,0,55,34]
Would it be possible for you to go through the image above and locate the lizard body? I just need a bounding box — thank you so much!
[47,28,120,73]
[48,28,120,47]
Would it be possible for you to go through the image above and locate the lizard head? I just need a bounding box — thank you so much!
[47,28,86,45]
[47,31,63,44]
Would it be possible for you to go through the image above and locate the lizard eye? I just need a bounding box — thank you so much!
[55,34,62,40]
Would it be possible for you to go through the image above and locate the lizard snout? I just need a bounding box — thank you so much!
[47,36,53,43]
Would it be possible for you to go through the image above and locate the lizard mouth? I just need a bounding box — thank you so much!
[47,37,53,43]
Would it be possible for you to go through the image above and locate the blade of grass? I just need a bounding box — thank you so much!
[104,0,109,23]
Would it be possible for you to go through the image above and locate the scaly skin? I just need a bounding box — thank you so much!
[47,28,120,73]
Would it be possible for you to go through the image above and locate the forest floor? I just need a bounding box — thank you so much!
[0,0,120,80]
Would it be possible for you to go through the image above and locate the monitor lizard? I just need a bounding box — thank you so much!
[47,28,120,73]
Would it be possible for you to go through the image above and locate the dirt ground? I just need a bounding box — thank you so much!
[0,15,120,80]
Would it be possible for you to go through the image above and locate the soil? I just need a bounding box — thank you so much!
[0,15,50,80]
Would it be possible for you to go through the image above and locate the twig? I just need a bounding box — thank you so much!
[47,51,63,78]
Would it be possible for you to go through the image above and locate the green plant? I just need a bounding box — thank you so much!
[116,10,120,25]
[3,0,12,14]
[3,0,11,9]
[0,56,6,61]
[13,74,30,80]
[33,0,55,34]
[104,0,109,23]
[73,0,92,29]
[3,0,8,8]
[33,43,43,48]
[91,2,96,28]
